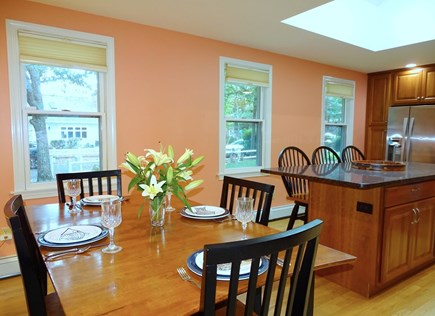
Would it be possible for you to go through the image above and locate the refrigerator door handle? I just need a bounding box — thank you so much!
[400,117,408,161]
[406,117,415,162]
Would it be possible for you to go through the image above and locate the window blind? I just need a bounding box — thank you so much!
[18,32,107,71]
[225,64,270,87]
[325,81,354,98]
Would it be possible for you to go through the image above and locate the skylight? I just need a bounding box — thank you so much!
[281,0,435,52]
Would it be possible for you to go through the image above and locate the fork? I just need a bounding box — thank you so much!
[44,246,91,261]
[177,267,201,289]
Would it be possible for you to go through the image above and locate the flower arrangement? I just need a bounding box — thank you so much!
[120,144,204,218]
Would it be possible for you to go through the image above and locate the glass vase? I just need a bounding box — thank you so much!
[149,199,165,227]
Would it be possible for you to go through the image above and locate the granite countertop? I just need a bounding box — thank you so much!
[261,162,435,189]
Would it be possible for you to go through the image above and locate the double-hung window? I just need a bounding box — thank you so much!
[6,20,116,199]
[321,76,355,154]
[219,57,272,177]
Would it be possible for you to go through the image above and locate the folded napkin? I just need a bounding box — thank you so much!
[193,206,216,215]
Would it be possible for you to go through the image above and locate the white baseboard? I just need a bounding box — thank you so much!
[269,203,306,220]
[0,255,20,279]
[270,204,293,220]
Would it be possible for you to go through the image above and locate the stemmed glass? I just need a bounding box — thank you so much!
[165,188,175,212]
[235,197,254,240]
[64,179,82,213]
[101,199,123,253]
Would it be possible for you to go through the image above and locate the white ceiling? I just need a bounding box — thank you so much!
[29,0,435,73]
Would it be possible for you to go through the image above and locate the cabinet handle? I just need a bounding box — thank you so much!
[410,187,421,193]
[415,207,421,224]
[411,208,418,224]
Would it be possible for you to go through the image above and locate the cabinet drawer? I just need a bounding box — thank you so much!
[384,181,435,207]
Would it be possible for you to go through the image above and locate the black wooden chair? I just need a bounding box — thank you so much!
[311,146,341,164]
[56,169,122,203]
[4,195,64,316]
[341,145,365,162]
[199,219,324,315]
[220,176,275,226]
[278,146,311,230]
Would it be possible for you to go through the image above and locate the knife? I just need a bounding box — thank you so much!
[44,243,108,261]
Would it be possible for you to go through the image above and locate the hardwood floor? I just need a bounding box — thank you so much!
[1,218,434,315]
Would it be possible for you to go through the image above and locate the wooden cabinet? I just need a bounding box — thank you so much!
[365,72,390,159]
[381,197,435,283]
[365,64,435,160]
[381,182,435,284]
[391,66,435,105]
[309,177,435,297]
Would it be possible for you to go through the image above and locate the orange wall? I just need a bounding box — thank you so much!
[0,0,367,256]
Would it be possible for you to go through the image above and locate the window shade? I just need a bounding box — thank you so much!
[225,64,270,87]
[325,81,354,98]
[18,32,107,71]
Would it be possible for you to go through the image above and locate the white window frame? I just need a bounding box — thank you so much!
[219,57,272,178]
[6,20,117,199]
[320,76,355,152]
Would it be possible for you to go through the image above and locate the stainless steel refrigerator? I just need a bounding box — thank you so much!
[385,105,435,163]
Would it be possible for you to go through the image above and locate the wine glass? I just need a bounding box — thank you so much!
[64,179,82,213]
[165,188,175,212]
[235,197,254,240]
[101,199,123,253]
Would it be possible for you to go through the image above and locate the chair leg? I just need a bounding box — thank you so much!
[287,204,300,230]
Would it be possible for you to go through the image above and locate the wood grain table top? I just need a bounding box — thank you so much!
[27,197,356,315]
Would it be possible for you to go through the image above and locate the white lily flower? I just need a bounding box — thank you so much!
[177,149,194,164]
[139,175,166,200]
[146,148,173,166]
[178,170,193,181]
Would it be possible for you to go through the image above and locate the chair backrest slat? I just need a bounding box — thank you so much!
[341,145,365,162]
[312,146,341,164]
[220,176,275,226]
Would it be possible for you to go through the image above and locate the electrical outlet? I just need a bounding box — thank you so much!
[0,227,13,241]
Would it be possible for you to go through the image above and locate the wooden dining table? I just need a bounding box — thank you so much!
[26,195,356,315]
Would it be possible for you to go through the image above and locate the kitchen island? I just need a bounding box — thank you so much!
[262,162,435,297]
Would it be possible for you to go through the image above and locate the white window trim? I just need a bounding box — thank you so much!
[218,57,272,178]
[320,76,355,149]
[6,19,117,199]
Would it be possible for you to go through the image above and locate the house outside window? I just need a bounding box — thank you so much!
[219,57,272,177]
[6,20,116,199]
[321,76,355,155]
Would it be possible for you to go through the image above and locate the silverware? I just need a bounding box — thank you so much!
[213,215,237,223]
[44,243,108,261]
[177,267,201,289]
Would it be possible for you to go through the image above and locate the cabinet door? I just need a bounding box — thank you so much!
[381,204,413,283]
[365,73,390,159]
[421,67,435,103]
[411,197,435,267]
[367,73,391,124]
[391,69,422,105]
[365,124,386,160]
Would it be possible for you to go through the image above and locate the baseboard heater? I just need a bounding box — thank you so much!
[0,255,20,279]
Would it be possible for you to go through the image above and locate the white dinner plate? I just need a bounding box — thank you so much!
[38,225,108,248]
[187,250,268,281]
[81,195,120,205]
[184,205,226,217]
[180,208,230,220]
[43,225,103,244]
